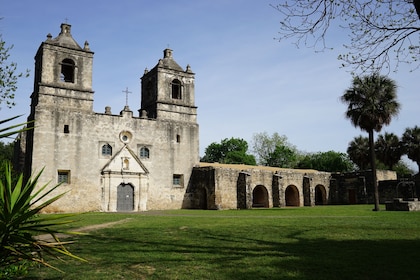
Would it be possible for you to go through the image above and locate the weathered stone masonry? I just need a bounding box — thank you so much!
[20,23,199,212]
[185,163,332,210]
[16,23,405,212]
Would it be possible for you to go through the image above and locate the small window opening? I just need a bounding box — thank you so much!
[171,79,182,99]
[64,125,69,134]
[173,174,184,187]
[140,147,150,159]
[61,59,75,83]
[176,134,181,143]
[58,170,70,184]
[102,144,112,156]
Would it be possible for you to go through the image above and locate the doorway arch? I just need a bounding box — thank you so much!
[252,185,269,208]
[117,183,134,211]
[285,185,300,206]
[315,185,327,205]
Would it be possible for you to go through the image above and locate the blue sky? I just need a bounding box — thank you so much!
[1,1,419,170]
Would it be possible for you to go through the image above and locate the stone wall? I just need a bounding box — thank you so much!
[186,163,331,210]
[331,170,398,204]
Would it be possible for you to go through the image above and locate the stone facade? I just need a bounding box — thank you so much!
[17,23,410,213]
[21,24,199,212]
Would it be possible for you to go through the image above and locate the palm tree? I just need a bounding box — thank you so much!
[341,74,400,211]
[375,132,403,170]
[401,126,420,174]
[347,136,370,170]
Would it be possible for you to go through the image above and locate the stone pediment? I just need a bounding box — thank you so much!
[101,145,149,175]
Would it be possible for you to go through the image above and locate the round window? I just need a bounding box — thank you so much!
[119,131,133,143]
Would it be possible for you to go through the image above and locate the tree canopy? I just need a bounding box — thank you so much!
[347,136,370,170]
[375,132,403,170]
[341,74,400,211]
[0,36,29,109]
[401,126,420,172]
[297,151,355,172]
[272,0,420,73]
[341,74,400,133]
[251,132,299,168]
[347,134,414,176]
[201,137,256,165]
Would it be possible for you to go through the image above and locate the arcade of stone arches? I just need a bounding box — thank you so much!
[185,163,332,210]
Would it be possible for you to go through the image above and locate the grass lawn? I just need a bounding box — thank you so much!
[26,205,420,280]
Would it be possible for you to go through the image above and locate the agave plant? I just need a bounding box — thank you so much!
[0,115,32,139]
[0,161,85,271]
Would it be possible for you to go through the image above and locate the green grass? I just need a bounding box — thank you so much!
[26,205,420,280]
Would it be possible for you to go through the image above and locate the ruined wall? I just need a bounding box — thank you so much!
[188,163,331,210]
[331,170,398,205]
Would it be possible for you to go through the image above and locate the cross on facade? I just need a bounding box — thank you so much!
[122,87,132,107]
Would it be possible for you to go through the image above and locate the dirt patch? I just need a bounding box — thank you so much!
[35,218,133,242]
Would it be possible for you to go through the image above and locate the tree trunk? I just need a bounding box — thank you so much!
[369,129,380,211]
[414,0,420,20]
[417,162,420,176]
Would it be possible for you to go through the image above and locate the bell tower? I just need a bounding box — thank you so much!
[30,23,94,114]
[140,49,196,122]
[25,23,95,181]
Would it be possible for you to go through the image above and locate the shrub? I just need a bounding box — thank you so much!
[0,162,85,272]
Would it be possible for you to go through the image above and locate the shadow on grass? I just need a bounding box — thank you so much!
[27,227,420,280]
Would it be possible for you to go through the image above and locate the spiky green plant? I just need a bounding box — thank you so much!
[0,162,85,272]
[0,115,32,139]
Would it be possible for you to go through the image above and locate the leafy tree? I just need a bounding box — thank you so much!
[297,151,355,172]
[375,159,414,177]
[401,126,420,173]
[0,36,29,109]
[271,1,420,73]
[251,132,299,167]
[0,141,13,164]
[347,136,370,170]
[392,161,415,177]
[375,132,403,170]
[201,138,256,165]
[224,150,256,166]
[341,74,400,211]
[266,145,299,168]
[0,140,14,185]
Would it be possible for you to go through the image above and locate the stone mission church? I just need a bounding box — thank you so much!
[20,23,199,212]
[18,23,398,213]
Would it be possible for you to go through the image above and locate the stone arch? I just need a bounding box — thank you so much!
[252,185,269,208]
[60,58,75,83]
[171,79,182,99]
[285,185,300,206]
[315,185,327,205]
[117,183,134,211]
